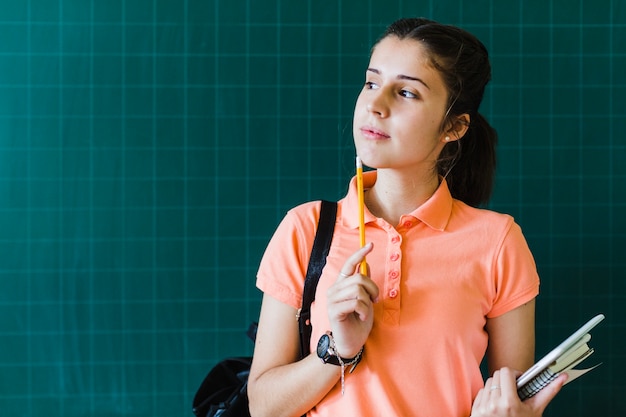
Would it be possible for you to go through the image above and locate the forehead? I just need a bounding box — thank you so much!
[369,36,440,80]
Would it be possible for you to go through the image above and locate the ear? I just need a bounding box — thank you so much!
[442,113,470,142]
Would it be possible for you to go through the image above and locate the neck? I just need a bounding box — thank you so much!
[364,169,440,225]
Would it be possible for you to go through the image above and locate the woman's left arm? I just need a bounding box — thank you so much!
[485,299,536,375]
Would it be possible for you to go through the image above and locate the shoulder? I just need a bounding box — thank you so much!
[273,200,332,256]
[285,200,323,221]
[451,200,516,232]
[281,200,325,236]
[449,200,532,255]
[256,200,326,308]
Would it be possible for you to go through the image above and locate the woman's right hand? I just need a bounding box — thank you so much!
[326,242,379,358]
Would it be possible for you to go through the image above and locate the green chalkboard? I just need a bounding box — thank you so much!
[0,0,623,416]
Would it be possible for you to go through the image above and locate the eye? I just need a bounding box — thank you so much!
[365,81,379,90]
[399,89,418,99]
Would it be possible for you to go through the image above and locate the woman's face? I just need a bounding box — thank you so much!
[353,36,451,173]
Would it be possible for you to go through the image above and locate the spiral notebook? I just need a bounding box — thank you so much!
[516,313,605,400]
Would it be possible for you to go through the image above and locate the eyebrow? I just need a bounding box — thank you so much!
[367,68,431,90]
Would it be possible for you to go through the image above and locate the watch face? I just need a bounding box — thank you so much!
[317,333,331,359]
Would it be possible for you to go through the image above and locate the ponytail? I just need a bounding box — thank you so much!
[439,112,497,207]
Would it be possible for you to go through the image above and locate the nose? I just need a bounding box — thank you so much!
[366,92,388,118]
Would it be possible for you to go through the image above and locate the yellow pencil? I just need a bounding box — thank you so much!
[356,156,367,274]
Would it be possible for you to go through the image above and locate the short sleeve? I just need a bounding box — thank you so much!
[488,221,540,318]
[256,201,321,310]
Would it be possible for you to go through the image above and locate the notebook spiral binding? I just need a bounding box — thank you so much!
[517,368,559,400]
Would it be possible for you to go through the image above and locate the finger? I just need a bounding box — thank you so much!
[338,242,373,279]
[333,281,377,303]
[330,284,377,320]
[327,291,372,323]
[488,370,502,397]
[497,367,518,399]
[471,386,486,411]
[360,274,380,302]
[332,273,379,304]
[525,372,568,413]
[341,296,372,321]
[472,377,494,412]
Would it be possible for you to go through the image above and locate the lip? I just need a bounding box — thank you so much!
[360,125,390,140]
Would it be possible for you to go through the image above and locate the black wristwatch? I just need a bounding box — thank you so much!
[316,331,363,367]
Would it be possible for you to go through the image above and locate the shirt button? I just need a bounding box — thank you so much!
[403,220,412,228]
[391,236,400,244]
[389,270,399,280]
[389,288,399,298]
[390,253,400,262]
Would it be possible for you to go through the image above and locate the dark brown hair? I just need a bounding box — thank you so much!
[378,18,497,207]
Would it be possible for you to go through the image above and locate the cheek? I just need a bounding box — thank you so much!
[398,115,443,151]
[353,91,367,115]
[352,93,367,129]
[429,115,445,134]
[406,112,443,141]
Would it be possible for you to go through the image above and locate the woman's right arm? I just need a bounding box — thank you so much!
[247,294,341,417]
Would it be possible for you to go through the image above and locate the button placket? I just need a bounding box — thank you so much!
[386,231,402,303]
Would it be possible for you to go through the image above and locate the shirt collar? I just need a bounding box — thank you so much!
[341,170,453,232]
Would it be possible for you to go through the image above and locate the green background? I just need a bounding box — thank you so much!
[0,0,623,416]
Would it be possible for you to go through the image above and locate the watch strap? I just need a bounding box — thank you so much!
[323,350,363,367]
[319,332,364,370]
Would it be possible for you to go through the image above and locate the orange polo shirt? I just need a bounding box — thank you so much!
[257,171,539,417]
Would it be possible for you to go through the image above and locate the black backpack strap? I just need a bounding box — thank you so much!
[298,200,337,359]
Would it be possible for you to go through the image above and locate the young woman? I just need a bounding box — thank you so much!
[248,18,565,417]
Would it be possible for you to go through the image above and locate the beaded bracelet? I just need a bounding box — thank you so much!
[328,334,364,395]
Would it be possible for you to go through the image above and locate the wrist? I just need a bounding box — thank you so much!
[334,344,363,361]
[316,331,364,367]
[328,332,362,359]
[316,331,364,396]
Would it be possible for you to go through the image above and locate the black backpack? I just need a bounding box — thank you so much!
[192,201,337,417]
